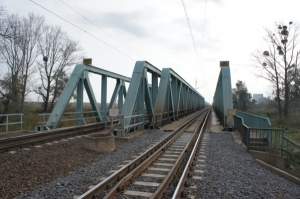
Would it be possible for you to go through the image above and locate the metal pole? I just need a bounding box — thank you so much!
[21,114,23,130]
[6,115,8,132]
[281,130,284,156]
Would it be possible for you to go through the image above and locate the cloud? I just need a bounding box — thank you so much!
[90,11,149,37]
[193,0,222,4]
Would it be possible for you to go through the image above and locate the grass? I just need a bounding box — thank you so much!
[247,104,300,178]
[248,105,300,146]
[0,102,99,133]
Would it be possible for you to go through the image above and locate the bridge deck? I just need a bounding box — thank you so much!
[210,109,224,132]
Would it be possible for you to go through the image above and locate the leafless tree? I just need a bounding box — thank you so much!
[19,13,44,110]
[34,25,83,113]
[0,6,10,39]
[0,13,44,115]
[253,22,300,117]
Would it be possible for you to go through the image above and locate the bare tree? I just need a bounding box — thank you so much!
[19,13,44,110]
[0,6,10,39]
[0,14,24,114]
[0,13,44,114]
[253,22,300,117]
[34,25,83,113]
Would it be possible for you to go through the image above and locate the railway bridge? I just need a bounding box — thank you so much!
[0,60,299,199]
[36,58,300,161]
[37,60,206,135]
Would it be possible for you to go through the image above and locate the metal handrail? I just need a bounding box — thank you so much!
[0,113,24,132]
[39,111,102,125]
[234,115,300,163]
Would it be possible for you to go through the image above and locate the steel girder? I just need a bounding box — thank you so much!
[153,68,205,128]
[41,61,205,135]
[118,61,161,135]
[41,64,130,130]
[212,63,234,127]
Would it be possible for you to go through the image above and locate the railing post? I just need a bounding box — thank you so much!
[21,114,23,130]
[281,130,284,156]
[6,115,8,132]
[286,139,288,157]
[246,128,250,149]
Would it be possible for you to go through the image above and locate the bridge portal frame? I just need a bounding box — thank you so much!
[213,61,234,128]
[42,64,130,130]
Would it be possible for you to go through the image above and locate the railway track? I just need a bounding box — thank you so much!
[78,107,210,199]
[0,122,107,153]
[0,109,199,153]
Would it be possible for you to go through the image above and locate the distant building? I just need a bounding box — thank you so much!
[253,94,263,103]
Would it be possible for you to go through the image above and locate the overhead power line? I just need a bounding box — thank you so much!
[200,0,208,58]
[59,0,143,59]
[181,0,201,68]
[30,0,134,61]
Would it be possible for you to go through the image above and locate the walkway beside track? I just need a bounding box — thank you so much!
[184,110,300,198]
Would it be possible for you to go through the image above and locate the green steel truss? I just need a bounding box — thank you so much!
[40,61,205,135]
[41,64,130,130]
[213,63,234,127]
[153,68,205,128]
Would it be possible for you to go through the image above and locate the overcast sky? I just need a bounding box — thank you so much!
[1,0,300,104]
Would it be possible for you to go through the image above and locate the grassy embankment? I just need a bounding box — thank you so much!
[0,102,96,132]
[248,105,300,178]
[247,106,300,146]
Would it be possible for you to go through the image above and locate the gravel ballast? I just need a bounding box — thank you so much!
[187,132,300,198]
[13,131,171,199]
[2,130,300,198]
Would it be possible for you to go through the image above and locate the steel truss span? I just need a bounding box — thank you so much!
[39,61,205,136]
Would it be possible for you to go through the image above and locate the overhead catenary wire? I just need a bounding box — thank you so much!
[181,0,201,68]
[198,0,208,89]
[30,0,135,61]
[59,0,143,59]
[200,0,208,59]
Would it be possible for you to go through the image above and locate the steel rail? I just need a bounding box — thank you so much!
[0,122,107,152]
[0,108,189,153]
[103,109,208,199]
[172,107,211,198]
[148,110,208,199]
[77,108,208,199]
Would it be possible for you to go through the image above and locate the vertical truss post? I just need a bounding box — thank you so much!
[137,68,145,130]
[182,86,185,113]
[177,82,182,118]
[169,77,175,121]
[76,75,84,125]
[152,73,158,106]
[101,75,107,121]
[118,80,125,112]
[171,77,178,120]
[154,68,171,127]
[144,71,154,123]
